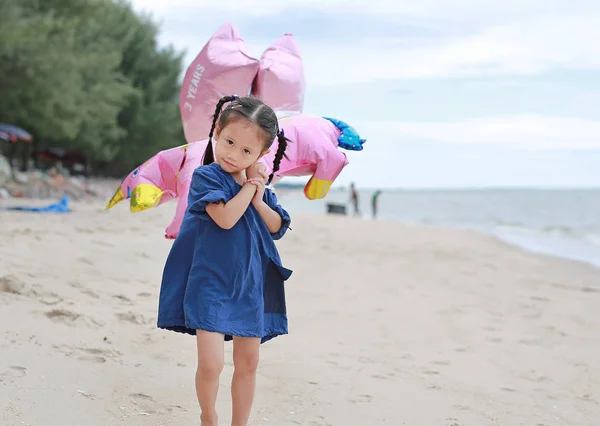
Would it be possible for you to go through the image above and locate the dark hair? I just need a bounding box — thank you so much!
[202,95,289,184]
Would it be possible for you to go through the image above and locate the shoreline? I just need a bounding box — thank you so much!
[329,212,600,272]
[276,188,600,271]
[2,191,598,271]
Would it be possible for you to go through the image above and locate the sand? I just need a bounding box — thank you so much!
[1,197,600,425]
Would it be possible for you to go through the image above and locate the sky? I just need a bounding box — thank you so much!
[129,0,599,189]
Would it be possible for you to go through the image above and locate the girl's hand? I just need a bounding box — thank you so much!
[247,168,269,205]
[246,162,266,181]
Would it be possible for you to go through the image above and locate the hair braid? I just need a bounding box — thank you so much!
[268,129,289,184]
[202,95,238,165]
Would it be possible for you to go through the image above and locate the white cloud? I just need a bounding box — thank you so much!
[362,115,600,150]
[293,12,600,86]
[128,0,600,86]
[129,0,578,21]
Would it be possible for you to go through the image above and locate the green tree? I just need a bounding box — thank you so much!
[0,0,185,175]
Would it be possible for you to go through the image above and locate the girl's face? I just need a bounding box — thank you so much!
[214,119,269,175]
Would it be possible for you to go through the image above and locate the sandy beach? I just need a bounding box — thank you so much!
[1,196,600,425]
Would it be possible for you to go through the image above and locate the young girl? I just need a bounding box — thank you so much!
[157,95,292,426]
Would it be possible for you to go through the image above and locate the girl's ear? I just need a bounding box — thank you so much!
[259,149,270,158]
[214,123,221,138]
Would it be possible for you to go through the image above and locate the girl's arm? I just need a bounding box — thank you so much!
[253,201,283,234]
[206,182,256,230]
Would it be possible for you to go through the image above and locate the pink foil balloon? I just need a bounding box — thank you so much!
[179,22,259,143]
[252,34,305,114]
[106,114,364,239]
[107,23,367,239]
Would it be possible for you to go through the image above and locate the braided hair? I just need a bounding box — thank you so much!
[268,129,288,184]
[202,95,238,166]
[202,95,289,184]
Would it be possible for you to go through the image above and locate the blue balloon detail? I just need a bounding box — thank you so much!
[323,117,366,151]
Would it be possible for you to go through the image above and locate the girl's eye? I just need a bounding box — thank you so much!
[243,149,251,154]
[227,140,234,145]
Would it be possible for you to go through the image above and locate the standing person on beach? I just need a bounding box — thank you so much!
[371,190,381,219]
[157,95,293,426]
[349,182,360,216]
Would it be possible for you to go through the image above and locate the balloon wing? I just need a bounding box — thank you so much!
[179,22,259,143]
[252,33,305,115]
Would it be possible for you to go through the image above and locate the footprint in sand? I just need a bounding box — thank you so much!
[372,373,394,380]
[76,389,96,400]
[115,312,148,325]
[43,309,104,328]
[38,293,63,305]
[54,344,122,364]
[453,405,471,411]
[78,355,107,364]
[81,289,100,299]
[130,393,155,403]
[92,240,114,248]
[127,392,187,414]
[347,394,373,404]
[358,356,376,365]
[112,294,133,304]
[75,227,95,234]
[518,338,547,348]
[137,292,152,298]
[0,366,27,383]
[77,257,94,266]
[67,282,101,299]
[129,393,161,415]
[45,309,81,323]
[68,281,85,289]
[80,347,122,359]
[1,277,64,307]
[0,275,27,295]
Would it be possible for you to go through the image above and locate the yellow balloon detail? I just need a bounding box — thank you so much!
[130,184,165,212]
[304,178,332,200]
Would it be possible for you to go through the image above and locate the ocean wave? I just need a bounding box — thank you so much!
[493,221,600,242]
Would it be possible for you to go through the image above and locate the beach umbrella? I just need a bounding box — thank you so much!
[0,124,33,142]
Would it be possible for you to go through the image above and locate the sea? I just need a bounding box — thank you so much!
[277,187,600,269]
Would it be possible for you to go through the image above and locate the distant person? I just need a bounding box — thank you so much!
[371,190,381,218]
[349,182,359,216]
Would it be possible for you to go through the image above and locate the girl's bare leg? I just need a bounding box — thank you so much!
[231,336,261,426]
[195,330,225,426]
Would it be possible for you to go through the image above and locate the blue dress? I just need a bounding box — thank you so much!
[157,163,292,344]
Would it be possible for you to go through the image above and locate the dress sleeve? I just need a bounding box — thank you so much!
[187,166,229,218]
[263,188,291,240]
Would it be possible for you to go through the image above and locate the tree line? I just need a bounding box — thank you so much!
[0,0,185,176]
